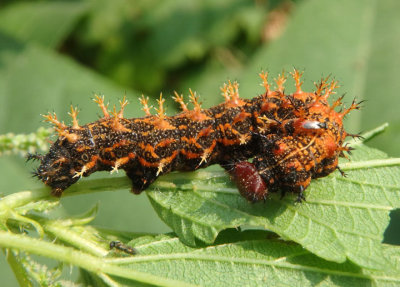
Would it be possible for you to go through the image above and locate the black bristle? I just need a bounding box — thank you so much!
[26,153,43,162]
[346,132,364,140]
[336,166,347,177]
[31,170,40,179]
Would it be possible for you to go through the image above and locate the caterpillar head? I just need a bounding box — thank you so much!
[31,126,99,197]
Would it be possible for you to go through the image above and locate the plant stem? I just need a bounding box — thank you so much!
[0,231,197,287]
[341,158,400,170]
[43,221,108,257]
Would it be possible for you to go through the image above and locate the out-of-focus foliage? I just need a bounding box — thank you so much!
[1,0,400,286]
[65,0,271,94]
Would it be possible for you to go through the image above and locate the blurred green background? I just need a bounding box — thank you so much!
[1,0,399,285]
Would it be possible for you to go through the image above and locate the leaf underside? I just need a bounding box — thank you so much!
[106,232,400,287]
[147,142,400,270]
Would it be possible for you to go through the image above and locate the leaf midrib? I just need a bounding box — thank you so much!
[337,176,400,191]
[106,250,399,282]
[303,199,392,210]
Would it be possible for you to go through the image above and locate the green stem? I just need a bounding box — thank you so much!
[341,158,400,170]
[0,231,198,287]
[43,221,108,257]
[0,190,49,211]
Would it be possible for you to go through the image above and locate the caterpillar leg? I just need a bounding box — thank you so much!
[253,155,311,203]
[295,185,306,203]
[126,168,158,194]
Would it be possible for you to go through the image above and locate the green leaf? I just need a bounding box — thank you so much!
[0,1,89,48]
[146,138,400,270]
[116,233,400,287]
[1,229,399,287]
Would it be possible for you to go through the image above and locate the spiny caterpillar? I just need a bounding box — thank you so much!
[29,70,359,202]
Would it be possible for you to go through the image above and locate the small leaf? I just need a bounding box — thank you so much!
[15,199,59,216]
[147,140,400,270]
[68,203,99,226]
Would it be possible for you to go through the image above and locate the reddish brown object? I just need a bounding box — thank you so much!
[230,161,267,202]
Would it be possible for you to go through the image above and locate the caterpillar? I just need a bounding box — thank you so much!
[29,70,359,202]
